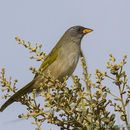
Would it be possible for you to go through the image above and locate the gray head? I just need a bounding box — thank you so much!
[63,25,93,43]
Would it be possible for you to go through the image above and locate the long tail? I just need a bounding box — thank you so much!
[0,80,35,112]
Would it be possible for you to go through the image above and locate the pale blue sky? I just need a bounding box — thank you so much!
[0,0,130,130]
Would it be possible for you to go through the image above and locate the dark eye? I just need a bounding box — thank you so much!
[77,28,83,33]
[77,28,81,31]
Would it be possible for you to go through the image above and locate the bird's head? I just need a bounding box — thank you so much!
[64,26,93,43]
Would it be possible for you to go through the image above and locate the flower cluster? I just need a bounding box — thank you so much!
[0,37,130,130]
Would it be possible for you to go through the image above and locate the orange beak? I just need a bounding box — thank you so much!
[83,28,93,34]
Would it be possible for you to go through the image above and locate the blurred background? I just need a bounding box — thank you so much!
[0,0,130,130]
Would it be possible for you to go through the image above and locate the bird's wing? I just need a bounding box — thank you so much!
[34,46,59,78]
[40,50,58,70]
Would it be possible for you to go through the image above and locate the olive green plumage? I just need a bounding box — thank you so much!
[0,26,93,112]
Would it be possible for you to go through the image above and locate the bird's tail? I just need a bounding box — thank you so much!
[0,80,35,112]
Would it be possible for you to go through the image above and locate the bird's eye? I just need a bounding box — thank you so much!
[78,28,81,32]
[77,28,83,33]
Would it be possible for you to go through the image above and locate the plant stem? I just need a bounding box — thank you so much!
[118,84,129,129]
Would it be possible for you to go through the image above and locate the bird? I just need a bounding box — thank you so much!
[0,25,93,112]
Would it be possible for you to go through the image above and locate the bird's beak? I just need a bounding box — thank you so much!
[83,28,93,34]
